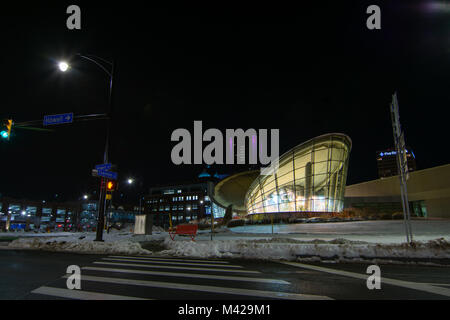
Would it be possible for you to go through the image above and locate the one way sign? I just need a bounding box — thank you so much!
[43,113,73,126]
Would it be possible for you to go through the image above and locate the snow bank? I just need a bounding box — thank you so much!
[161,237,450,262]
[7,230,152,255]
[5,221,450,264]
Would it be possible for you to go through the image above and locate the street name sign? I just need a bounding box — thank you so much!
[43,113,73,126]
[95,163,112,171]
[97,169,118,180]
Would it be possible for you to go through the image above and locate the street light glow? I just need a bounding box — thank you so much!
[58,61,69,72]
[127,178,134,184]
[83,195,88,200]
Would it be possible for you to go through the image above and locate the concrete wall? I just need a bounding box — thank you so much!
[425,198,450,219]
[345,164,450,218]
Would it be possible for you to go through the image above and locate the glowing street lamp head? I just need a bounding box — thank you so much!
[127,178,134,184]
[58,61,69,72]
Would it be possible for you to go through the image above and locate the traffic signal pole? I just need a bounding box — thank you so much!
[95,58,115,242]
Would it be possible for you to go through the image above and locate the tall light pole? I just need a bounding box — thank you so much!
[126,177,144,215]
[58,54,115,242]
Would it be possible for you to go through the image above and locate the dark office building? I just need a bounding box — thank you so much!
[376,148,417,178]
[144,181,212,229]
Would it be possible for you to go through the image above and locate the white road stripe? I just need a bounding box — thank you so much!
[108,256,230,264]
[420,283,450,287]
[93,261,261,274]
[281,261,450,298]
[82,266,290,284]
[64,275,331,300]
[101,257,242,268]
[31,286,149,300]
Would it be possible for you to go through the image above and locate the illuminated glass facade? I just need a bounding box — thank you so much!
[245,133,351,214]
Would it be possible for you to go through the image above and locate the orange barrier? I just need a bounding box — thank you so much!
[169,224,198,241]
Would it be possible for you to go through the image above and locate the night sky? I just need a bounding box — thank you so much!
[0,1,449,202]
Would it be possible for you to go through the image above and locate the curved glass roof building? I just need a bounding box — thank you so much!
[245,133,352,215]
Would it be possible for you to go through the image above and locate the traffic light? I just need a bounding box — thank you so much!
[106,180,117,192]
[0,119,13,140]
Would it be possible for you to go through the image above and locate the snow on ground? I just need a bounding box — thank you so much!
[0,231,81,238]
[227,220,450,244]
[5,229,156,255]
[3,221,450,263]
[161,237,450,263]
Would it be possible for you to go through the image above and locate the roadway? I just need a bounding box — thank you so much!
[0,250,449,300]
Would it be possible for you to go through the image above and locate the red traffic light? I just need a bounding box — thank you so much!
[106,180,117,191]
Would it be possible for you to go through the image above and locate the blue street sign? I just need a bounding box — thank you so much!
[95,163,112,171]
[43,113,73,126]
[97,170,118,180]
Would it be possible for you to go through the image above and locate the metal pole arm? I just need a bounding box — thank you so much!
[76,54,112,78]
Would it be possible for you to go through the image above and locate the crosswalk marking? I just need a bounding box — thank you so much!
[420,283,450,287]
[63,274,331,300]
[93,261,261,274]
[108,256,230,264]
[82,266,290,284]
[31,286,149,300]
[101,257,242,268]
[281,261,450,298]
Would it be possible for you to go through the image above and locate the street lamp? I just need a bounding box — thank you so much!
[58,61,69,72]
[58,53,115,242]
[83,194,89,200]
[125,177,144,215]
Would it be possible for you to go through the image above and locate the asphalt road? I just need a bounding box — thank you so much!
[0,249,449,300]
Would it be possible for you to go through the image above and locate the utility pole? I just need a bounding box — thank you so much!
[56,54,115,242]
[94,57,115,242]
[390,92,413,244]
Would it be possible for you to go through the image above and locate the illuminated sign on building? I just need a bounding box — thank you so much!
[380,150,409,157]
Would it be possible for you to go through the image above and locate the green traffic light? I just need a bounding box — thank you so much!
[0,131,8,139]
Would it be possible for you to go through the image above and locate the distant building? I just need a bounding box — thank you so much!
[345,164,450,218]
[144,181,216,229]
[0,197,79,232]
[0,197,140,232]
[376,148,416,178]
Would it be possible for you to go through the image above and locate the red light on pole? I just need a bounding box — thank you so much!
[106,180,117,192]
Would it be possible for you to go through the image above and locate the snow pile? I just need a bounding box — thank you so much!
[161,237,450,262]
[7,231,152,255]
[4,221,450,263]
[152,226,166,233]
